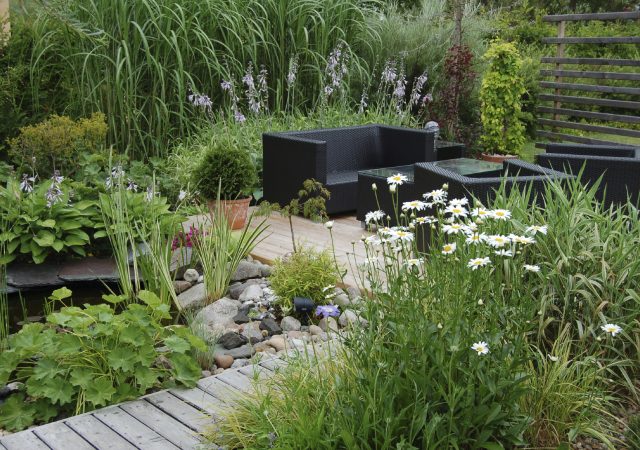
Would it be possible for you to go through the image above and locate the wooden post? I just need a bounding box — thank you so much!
[0,0,9,41]
[553,20,566,122]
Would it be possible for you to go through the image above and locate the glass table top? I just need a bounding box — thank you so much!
[358,165,415,182]
[432,158,502,176]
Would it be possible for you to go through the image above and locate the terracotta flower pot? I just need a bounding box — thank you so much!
[480,153,519,164]
[207,197,251,230]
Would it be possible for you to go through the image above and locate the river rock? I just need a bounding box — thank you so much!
[176,283,208,310]
[229,279,261,299]
[318,317,339,332]
[253,342,275,353]
[195,297,240,334]
[333,292,352,307]
[266,335,286,352]
[259,317,282,336]
[223,343,255,359]
[173,280,192,294]
[242,321,264,344]
[183,268,199,283]
[231,359,250,369]
[232,260,262,281]
[339,310,367,328]
[309,325,323,336]
[214,354,234,369]
[346,286,362,302]
[239,284,263,302]
[281,316,301,332]
[259,263,273,277]
[218,331,248,350]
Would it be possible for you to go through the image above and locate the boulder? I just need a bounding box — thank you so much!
[176,283,208,310]
[266,335,286,352]
[183,268,199,283]
[218,332,248,350]
[223,343,255,359]
[346,286,362,302]
[259,263,273,277]
[259,318,282,336]
[232,311,251,324]
[309,325,324,336]
[280,316,301,332]
[242,321,264,344]
[173,280,192,294]
[195,297,240,334]
[239,284,263,302]
[229,279,261,299]
[318,317,339,333]
[333,292,352,307]
[232,260,262,281]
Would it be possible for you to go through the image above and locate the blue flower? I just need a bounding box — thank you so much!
[315,304,340,318]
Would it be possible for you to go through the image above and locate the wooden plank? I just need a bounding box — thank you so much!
[0,431,49,450]
[553,20,566,118]
[543,11,640,22]
[541,57,640,67]
[65,414,136,450]
[538,94,640,110]
[215,369,255,392]
[93,406,179,450]
[536,106,640,125]
[542,37,640,45]
[538,118,640,139]
[536,130,636,147]
[197,376,242,404]
[540,69,640,81]
[144,391,212,433]
[539,81,640,96]
[119,401,201,449]
[239,364,273,382]
[33,422,94,450]
[260,357,289,372]
[170,387,229,418]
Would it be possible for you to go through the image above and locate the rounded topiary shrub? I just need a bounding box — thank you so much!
[192,143,257,200]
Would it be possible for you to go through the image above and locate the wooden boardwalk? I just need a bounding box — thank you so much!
[186,210,371,287]
[0,357,288,450]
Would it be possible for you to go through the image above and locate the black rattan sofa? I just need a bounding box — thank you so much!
[262,125,462,214]
[414,159,573,205]
[536,143,640,206]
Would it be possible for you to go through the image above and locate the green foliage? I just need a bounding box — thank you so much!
[8,113,107,176]
[192,143,257,200]
[0,289,204,431]
[626,414,640,449]
[269,246,340,312]
[0,178,98,264]
[479,40,527,156]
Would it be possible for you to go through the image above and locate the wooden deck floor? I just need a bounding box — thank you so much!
[0,357,288,450]
[187,210,371,288]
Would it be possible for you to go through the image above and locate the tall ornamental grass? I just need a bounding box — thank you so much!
[24,0,380,158]
[214,176,636,448]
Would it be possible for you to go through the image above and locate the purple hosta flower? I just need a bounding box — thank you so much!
[145,186,159,203]
[422,93,433,104]
[380,60,397,84]
[20,174,36,193]
[45,182,63,208]
[50,170,64,184]
[188,92,213,112]
[287,56,299,88]
[234,109,246,123]
[220,80,232,91]
[178,190,188,201]
[358,91,368,114]
[316,304,340,319]
[323,85,334,97]
[323,43,349,99]
[106,165,125,189]
[258,65,269,105]
[410,70,428,107]
[126,179,138,192]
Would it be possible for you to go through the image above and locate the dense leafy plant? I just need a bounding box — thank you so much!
[0,177,98,264]
[8,113,107,176]
[479,40,526,156]
[192,143,257,200]
[0,288,205,431]
[269,246,341,312]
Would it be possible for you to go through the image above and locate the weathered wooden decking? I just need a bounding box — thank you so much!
[0,357,288,450]
[187,210,371,287]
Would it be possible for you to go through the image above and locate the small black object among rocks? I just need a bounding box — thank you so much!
[218,331,248,350]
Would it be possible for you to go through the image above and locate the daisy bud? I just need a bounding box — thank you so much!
[372,183,377,191]
[389,184,397,193]
[477,299,483,305]
[325,221,334,229]
[437,323,443,329]
[442,183,449,190]
[537,310,542,315]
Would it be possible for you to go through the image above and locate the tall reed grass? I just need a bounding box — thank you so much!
[24,0,381,158]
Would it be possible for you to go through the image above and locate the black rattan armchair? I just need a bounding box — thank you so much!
[262,125,461,214]
[414,159,573,205]
[536,144,640,206]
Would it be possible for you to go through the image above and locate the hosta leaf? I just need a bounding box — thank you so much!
[33,230,55,247]
[64,235,88,246]
[51,240,65,252]
[0,394,36,431]
[37,219,56,228]
[163,335,190,354]
[85,377,116,407]
[58,220,82,230]
[108,347,138,372]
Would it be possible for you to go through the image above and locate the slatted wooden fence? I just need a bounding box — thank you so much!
[536,11,640,149]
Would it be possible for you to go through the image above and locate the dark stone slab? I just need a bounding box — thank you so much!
[0,285,19,295]
[58,258,119,282]
[6,262,63,288]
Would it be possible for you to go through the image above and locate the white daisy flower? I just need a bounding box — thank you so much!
[510,234,536,245]
[442,223,465,235]
[389,229,414,242]
[494,249,513,257]
[524,264,540,272]
[490,209,511,221]
[387,173,408,186]
[465,233,485,245]
[448,198,469,207]
[467,257,491,270]
[365,210,385,224]
[414,216,437,225]
[444,205,468,218]
[601,323,622,337]
[441,242,457,255]
[486,235,510,248]
[405,258,423,268]
[423,189,447,203]
[365,236,382,246]
[471,341,489,355]
[526,225,548,235]
[471,207,490,218]
[402,200,428,212]
[548,355,559,362]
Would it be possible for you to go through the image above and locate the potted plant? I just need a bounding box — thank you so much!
[478,40,526,163]
[192,143,257,229]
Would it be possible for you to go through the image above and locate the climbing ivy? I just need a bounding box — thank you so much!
[479,41,526,156]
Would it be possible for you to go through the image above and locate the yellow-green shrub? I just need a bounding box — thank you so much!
[8,113,107,176]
